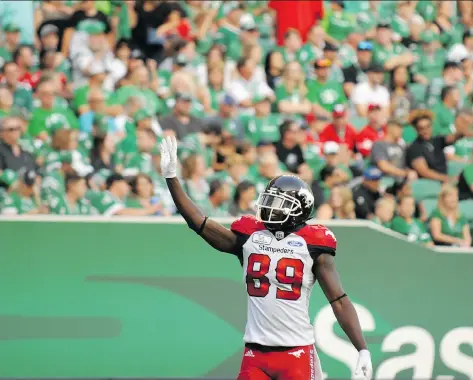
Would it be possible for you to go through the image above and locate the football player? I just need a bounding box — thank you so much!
[160,136,372,380]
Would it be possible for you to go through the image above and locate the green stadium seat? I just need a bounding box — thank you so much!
[351,116,368,130]
[422,198,438,219]
[448,161,467,176]
[411,179,442,201]
[402,124,417,144]
[409,83,426,107]
[459,200,473,223]
[380,176,395,190]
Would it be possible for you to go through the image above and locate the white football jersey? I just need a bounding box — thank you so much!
[231,215,337,347]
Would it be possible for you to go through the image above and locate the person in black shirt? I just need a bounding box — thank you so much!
[0,116,36,172]
[61,0,112,56]
[274,120,312,182]
[406,109,473,182]
[352,167,382,220]
[342,41,373,98]
[131,0,186,62]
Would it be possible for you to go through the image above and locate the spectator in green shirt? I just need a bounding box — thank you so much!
[425,61,464,108]
[0,23,21,70]
[28,79,79,139]
[430,184,471,247]
[316,185,356,220]
[297,24,325,69]
[48,173,94,215]
[412,30,446,84]
[432,85,459,136]
[372,22,415,71]
[207,179,231,217]
[91,173,161,216]
[278,28,302,64]
[0,169,45,215]
[391,196,433,246]
[322,0,357,44]
[1,61,33,112]
[371,197,396,228]
[307,58,347,118]
[275,61,311,119]
[181,154,212,211]
[125,173,170,216]
[228,180,257,217]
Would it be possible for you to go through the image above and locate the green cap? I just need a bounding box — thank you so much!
[421,30,438,43]
[134,108,153,122]
[93,114,109,134]
[3,23,21,33]
[0,169,18,187]
[50,120,70,135]
[79,20,106,35]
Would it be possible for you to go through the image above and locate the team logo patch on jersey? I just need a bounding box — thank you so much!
[275,231,284,240]
[287,240,303,247]
[288,348,305,358]
[252,233,272,245]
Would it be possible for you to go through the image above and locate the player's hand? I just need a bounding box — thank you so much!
[159,136,178,178]
[354,349,372,380]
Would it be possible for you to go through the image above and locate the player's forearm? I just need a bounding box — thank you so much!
[166,178,238,253]
[332,296,368,351]
[166,177,206,232]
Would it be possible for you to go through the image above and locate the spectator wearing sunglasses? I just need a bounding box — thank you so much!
[0,116,36,172]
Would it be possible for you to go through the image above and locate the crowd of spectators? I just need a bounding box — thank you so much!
[1,0,473,248]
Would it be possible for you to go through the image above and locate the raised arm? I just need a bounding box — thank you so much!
[315,253,372,379]
[160,136,239,254]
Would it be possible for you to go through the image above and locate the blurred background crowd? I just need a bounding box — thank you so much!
[1,0,473,247]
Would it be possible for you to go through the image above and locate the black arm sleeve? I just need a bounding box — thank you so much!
[308,245,336,275]
[166,177,239,253]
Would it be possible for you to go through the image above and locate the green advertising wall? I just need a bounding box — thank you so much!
[0,218,472,379]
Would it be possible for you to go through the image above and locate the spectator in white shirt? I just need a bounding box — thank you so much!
[228,56,274,112]
[351,63,390,117]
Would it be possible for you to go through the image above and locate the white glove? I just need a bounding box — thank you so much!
[159,136,178,179]
[354,349,372,380]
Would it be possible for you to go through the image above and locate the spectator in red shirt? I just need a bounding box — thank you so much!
[319,104,357,152]
[14,45,41,89]
[356,103,386,158]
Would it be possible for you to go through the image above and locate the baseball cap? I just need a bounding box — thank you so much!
[221,94,236,106]
[324,42,339,52]
[367,63,384,73]
[323,141,340,155]
[50,120,71,135]
[3,23,21,33]
[368,103,381,112]
[240,14,257,31]
[21,169,37,186]
[80,20,106,35]
[377,20,391,29]
[421,30,438,44]
[314,58,332,69]
[40,24,59,38]
[175,92,193,102]
[332,103,346,118]
[133,108,153,122]
[0,169,18,187]
[357,41,373,51]
[364,167,383,180]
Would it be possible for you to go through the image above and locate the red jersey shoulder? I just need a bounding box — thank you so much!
[295,224,337,249]
[231,215,265,235]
